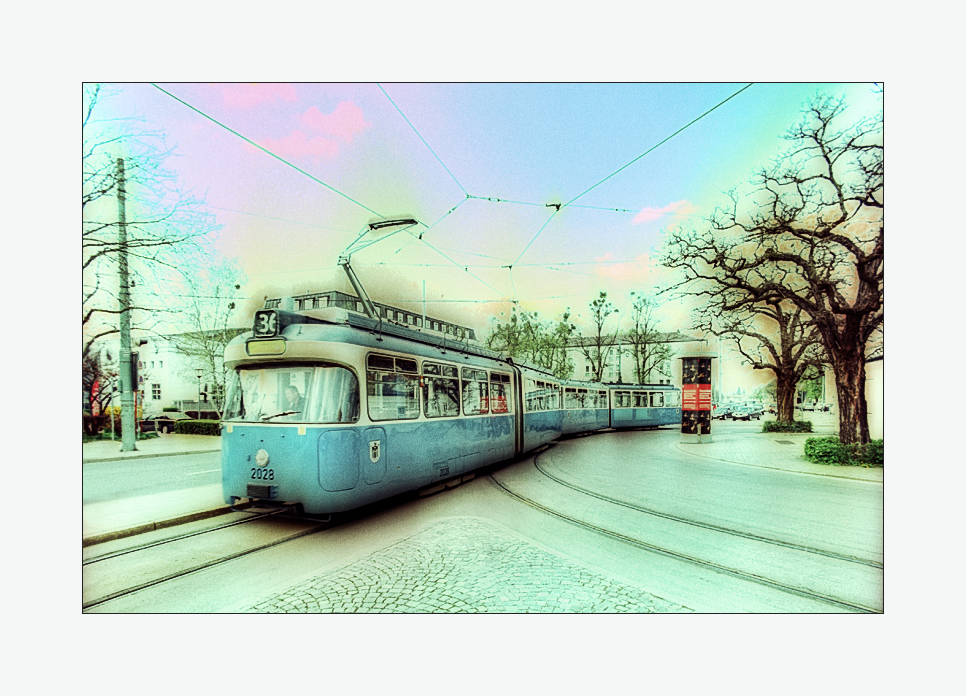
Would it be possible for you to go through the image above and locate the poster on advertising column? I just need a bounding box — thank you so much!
[681,357,712,440]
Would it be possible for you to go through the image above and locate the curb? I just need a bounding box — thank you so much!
[82,502,253,547]
[83,449,221,463]
[674,443,883,482]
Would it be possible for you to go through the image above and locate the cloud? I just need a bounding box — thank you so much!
[301,102,370,142]
[632,199,694,224]
[223,83,298,109]
[252,130,338,161]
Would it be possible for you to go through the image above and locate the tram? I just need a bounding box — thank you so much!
[221,305,680,517]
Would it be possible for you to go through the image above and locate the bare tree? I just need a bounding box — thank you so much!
[83,83,218,357]
[625,292,674,384]
[166,258,247,417]
[575,292,618,382]
[699,292,825,421]
[662,94,882,443]
[82,348,119,415]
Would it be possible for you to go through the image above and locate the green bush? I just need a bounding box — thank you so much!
[857,440,884,467]
[762,420,813,433]
[175,419,222,436]
[804,437,884,467]
[804,437,852,465]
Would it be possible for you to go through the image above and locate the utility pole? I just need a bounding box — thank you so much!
[117,157,136,451]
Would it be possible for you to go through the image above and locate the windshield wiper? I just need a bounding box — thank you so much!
[260,411,301,421]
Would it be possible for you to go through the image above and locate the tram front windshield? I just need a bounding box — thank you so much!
[223,364,360,423]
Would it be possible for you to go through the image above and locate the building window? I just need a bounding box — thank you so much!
[152,383,161,400]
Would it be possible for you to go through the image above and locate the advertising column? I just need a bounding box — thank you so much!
[681,356,714,443]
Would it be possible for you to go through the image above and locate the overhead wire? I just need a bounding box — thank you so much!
[153,82,755,315]
[508,82,756,267]
[378,83,468,197]
[151,83,387,220]
[564,83,754,207]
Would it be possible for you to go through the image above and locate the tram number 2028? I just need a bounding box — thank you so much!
[251,468,275,481]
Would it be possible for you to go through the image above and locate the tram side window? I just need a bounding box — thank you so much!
[490,372,511,414]
[666,391,680,407]
[651,392,665,407]
[462,368,489,415]
[615,391,631,408]
[367,354,420,421]
[595,390,607,408]
[423,363,460,418]
[633,392,647,408]
[526,380,559,412]
[564,388,579,409]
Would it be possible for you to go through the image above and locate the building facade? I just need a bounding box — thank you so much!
[565,332,701,385]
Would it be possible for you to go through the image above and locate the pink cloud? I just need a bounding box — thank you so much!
[223,83,298,109]
[300,102,370,142]
[252,130,338,161]
[594,253,656,282]
[632,199,694,224]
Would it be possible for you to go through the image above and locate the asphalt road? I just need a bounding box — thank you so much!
[84,425,882,612]
[82,451,222,504]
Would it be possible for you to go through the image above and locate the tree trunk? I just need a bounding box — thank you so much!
[831,354,870,445]
[775,374,798,422]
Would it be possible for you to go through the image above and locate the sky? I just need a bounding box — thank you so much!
[90,82,883,391]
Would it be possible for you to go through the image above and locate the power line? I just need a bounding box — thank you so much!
[151,83,386,220]
[508,84,754,267]
[564,83,754,207]
[378,84,468,196]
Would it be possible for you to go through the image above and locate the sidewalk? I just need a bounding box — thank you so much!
[676,430,884,482]
[675,411,882,482]
[83,433,221,462]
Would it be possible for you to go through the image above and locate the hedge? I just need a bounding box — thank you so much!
[762,420,813,433]
[804,436,884,467]
[174,419,222,436]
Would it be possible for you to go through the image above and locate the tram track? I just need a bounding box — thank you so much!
[489,459,882,613]
[533,457,883,570]
[82,511,330,611]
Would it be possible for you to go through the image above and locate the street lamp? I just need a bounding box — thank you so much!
[195,368,203,417]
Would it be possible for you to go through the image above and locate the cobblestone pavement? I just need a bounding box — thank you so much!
[245,517,692,613]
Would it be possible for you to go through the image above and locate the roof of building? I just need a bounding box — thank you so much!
[566,331,700,348]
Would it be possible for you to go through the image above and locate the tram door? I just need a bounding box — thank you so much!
[511,366,525,455]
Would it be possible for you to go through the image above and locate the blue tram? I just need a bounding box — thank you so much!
[221,306,680,517]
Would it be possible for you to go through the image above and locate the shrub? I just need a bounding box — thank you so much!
[762,420,813,433]
[856,440,884,467]
[175,419,222,436]
[804,437,852,465]
[804,437,884,467]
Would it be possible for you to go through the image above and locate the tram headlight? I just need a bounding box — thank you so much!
[255,449,270,467]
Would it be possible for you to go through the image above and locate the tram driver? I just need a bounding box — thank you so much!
[284,385,304,413]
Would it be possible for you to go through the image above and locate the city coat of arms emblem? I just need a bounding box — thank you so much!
[369,440,381,464]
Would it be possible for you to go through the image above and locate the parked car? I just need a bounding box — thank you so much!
[139,412,191,434]
[731,405,762,421]
[712,405,733,420]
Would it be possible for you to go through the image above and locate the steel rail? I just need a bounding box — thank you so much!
[488,470,879,614]
[82,520,330,611]
[532,454,883,570]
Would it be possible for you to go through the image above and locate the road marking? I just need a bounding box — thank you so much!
[187,469,221,476]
